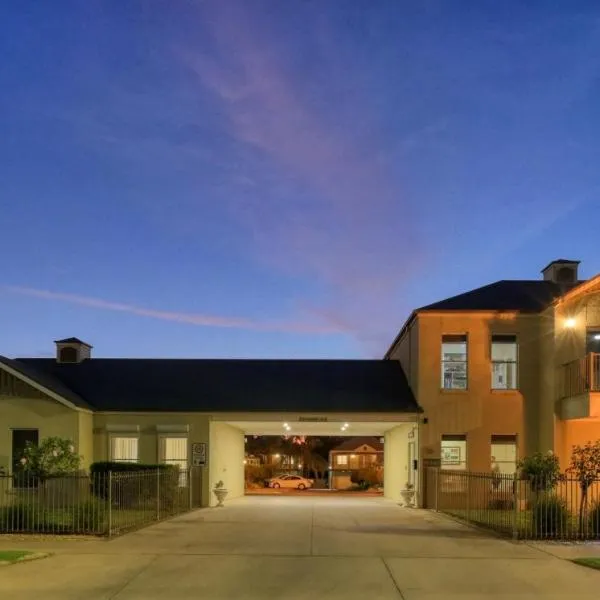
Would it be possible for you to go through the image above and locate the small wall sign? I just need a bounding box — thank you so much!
[192,442,207,467]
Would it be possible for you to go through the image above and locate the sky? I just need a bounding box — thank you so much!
[0,1,599,359]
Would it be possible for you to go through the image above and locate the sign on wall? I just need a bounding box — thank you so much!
[441,446,461,465]
[191,442,207,467]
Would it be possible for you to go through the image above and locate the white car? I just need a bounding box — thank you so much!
[268,475,314,490]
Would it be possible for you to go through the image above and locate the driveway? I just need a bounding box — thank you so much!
[1,495,599,599]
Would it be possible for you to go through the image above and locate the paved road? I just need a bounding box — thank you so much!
[1,496,600,599]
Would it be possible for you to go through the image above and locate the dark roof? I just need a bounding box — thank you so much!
[418,280,582,313]
[54,337,93,347]
[0,356,92,410]
[332,436,384,452]
[540,259,580,272]
[11,358,421,414]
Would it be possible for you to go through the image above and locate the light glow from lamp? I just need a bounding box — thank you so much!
[565,318,576,328]
[594,334,600,341]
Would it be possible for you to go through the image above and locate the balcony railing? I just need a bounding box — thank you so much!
[560,353,600,399]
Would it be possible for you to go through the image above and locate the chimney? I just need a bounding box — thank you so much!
[54,337,92,363]
[541,259,580,284]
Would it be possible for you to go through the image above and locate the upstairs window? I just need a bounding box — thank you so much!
[491,335,518,389]
[441,335,468,389]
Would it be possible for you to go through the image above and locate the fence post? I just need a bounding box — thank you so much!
[108,471,113,538]
[466,472,471,523]
[156,469,161,521]
[512,472,519,540]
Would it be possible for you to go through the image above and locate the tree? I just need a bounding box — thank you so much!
[20,437,82,480]
[567,440,600,534]
[517,451,562,493]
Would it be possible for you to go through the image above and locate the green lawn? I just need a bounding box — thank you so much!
[572,558,600,570]
[0,550,34,563]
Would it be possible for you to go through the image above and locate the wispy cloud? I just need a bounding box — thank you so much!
[4,286,347,335]
[180,2,426,347]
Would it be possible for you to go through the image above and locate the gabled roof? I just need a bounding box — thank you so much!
[0,356,92,410]
[13,358,421,414]
[331,436,384,452]
[418,280,582,313]
[54,337,93,347]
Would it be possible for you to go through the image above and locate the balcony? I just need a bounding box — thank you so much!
[558,353,600,419]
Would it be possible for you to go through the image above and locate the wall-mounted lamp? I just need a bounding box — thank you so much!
[565,317,577,329]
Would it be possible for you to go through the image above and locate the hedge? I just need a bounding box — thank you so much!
[90,462,180,510]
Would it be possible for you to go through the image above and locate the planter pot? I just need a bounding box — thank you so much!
[213,488,228,507]
[400,489,415,508]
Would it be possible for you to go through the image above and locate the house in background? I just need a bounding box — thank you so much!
[329,436,384,489]
[385,258,600,491]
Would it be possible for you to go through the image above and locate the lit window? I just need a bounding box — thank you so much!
[491,435,517,475]
[441,335,467,389]
[160,437,188,485]
[441,435,467,470]
[336,454,348,466]
[111,437,138,462]
[491,335,518,389]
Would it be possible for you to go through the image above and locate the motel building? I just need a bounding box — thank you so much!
[2,258,600,507]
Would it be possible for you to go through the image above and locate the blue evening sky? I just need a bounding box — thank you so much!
[1,1,599,358]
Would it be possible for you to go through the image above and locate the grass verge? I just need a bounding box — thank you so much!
[572,558,600,570]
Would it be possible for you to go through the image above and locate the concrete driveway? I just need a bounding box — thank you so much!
[1,495,600,599]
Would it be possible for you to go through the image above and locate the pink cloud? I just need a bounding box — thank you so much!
[182,2,424,346]
[4,286,348,335]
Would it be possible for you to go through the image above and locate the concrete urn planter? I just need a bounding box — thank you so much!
[213,482,228,507]
[400,488,415,508]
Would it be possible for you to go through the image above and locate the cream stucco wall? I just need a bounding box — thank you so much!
[77,411,94,470]
[383,423,413,503]
[209,421,245,506]
[92,412,211,506]
[0,395,80,473]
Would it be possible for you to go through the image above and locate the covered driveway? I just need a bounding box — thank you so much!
[1,496,600,599]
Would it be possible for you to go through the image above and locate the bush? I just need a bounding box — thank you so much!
[0,503,38,531]
[588,502,600,536]
[518,452,562,492]
[532,496,570,537]
[90,462,179,510]
[350,467,383,489]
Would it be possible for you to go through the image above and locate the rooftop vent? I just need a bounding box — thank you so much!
[54,337,92,364]
[541,259,580,284]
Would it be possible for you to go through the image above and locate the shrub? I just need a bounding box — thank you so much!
[0,503,39,531]
[20,437,82,480]
[532,496,570,538]
[588,502,600,536]
[90,462,179,510]
[518,452,562,492]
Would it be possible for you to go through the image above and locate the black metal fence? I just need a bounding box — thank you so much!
[0,467,203,536]
[425,468,600,540]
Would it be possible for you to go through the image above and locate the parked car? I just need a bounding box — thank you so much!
[267,475,314,490]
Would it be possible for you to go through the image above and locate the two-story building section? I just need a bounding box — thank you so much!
[385,258,600,475]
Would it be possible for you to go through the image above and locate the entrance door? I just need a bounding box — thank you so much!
[407,441,416,487]
[11,429,39,473]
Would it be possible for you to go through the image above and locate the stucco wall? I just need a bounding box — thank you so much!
[383,423,411,503]
[93,412,211,506]
[77,411,94,470]
[0,395,80,473]
[415,312,542,470]
[209,421,245,506]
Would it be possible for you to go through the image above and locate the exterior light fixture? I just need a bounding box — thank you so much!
[274,453,280,458]
[283,423,288,427]
[344,423,349,427]
[565,317,576,328]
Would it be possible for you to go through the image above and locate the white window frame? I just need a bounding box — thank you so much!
[491,334,518,390]
[159,435,188,485]
[441,335,468,390]
[110,435,139,463]
[336,454,348,466]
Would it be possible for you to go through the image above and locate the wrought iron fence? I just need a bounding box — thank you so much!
[0,467,203,536]
[425,468,600,540]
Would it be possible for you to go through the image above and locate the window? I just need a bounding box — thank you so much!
[586,329,600,354]
[11,429,39,486]
[160,437,188,485]
[441,435,467,470]
[441,335,468,389]
[59,347,78,363]
[336,454,348,466]
[491,335,518,389]
[491,435,517,475]
[111,437,138,462]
